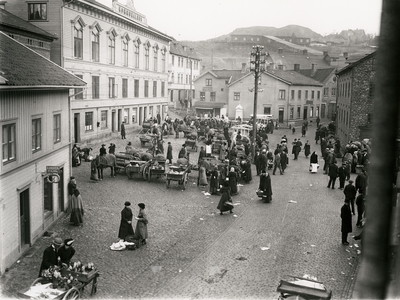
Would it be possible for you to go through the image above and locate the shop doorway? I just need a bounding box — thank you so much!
[20,189,30,247]
[278,109,284,123]
[139,107,143,125]
[111,111,116,132]
[73,113,80,143]
[58,167,64,212]
[303,107,308,120]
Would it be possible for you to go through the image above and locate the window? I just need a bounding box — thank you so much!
[290,107,294,119]
[85,112,93,131]
[153,81,157,97]
[74,22,83,59]
[369,82,375,99]
[172,55,175,66]
[92,76,99,99]
[32,118,41,152]
[122,79,128,98]
[171,73,175,83]
[317,91,320,100]
[53,114,61,144]
[323,87,329,97]
[75,75,83,100]
[28,3,47,20]
[144,80,149,97]
[161,82,165,97]
[134,41,140,68]
[27,39,33,45]
[144,44,150,70]
[2,123,16,163]
[200,92,205,101]
[279,90,285,100]
[291,90,295,100]
[311,90,315,100]
[109,77,115,98]
[108,34,115,64]
[210,92,216,102]
[132,108,137,123]
[309,107,314,117]
[101,110,108,128]
[316,106,320,117]
[43,180,53,214]
[305,90,309,99]
[123,36,128,66]
[234,92,240,101]
[331,87,336,96]
[225,80,229,85]
[297,107,301,118]
[153,47,158,71]
[134,79,139,97]
[124,109,129,124]
[298,90,301,100]
[186,75,189,84]
[264,107,271,115]
[206,78,212,86]
[39,41,44,47]
[91,27,100,62]
[161,49,166,72]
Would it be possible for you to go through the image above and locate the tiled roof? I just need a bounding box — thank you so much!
[212,70,246,82]
[268,52,332,70]
[264,36,322,55]
[0,9,56,40]
[336,52,377,75]
[170,42,201,60]
[265,69,323,86]
[296,68,336,83]
[0,32,86,87]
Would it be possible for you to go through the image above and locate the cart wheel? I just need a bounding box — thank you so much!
[142,166,149,180]
[62,287,80,300]
[167,180,170,189]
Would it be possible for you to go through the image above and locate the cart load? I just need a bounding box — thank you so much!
[126,160,147,179]
[139,134,157,147]
[166,165,191,190]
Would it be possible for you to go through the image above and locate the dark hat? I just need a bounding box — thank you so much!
[124,201,131,206]
[53,237,63,246]
[344,199,350,203]
[64,238,74,246]
[127,142,132,145]
[182,144,186,147]
[349,180,354,183]
[70,176,75,180]
[168,142,171,144]
[138,203,145,209]
[101,144,106,146]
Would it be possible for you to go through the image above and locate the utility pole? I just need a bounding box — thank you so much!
[250,45,266,160]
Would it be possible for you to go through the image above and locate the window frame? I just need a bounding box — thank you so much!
[144,43,150,70]
[109,77,115,98]
[53,114,61,144]
[2,123,16,164]
[92,76,100,99]
[161,81,165,97]
[153,81,157,97]
[32,118,42,152]
[153,47,158,72]
[122,36,129,67]
[210,92,216,102]
[85,112,93,131]
[205,78,212,86]
[134,41,140,68]
[74,22,83,59]
[28,3,47,21]
[134,79,139,97]
[144,80,149,97]
[279,90,286,100]
[91,26,100,62]
[100,110,108,129]
[234,92,240,101]
[200,92,205,101]
[108,34,115,65]
[122,78,128,98]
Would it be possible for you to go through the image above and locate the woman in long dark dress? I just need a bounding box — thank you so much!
[135,203,148,244]
[217,181,234,215]
[228,167,238,195]
[118,201,134,242]
[70,189,84,226]
[259,170,273,202]
[209,167,219,195]
[304,140,311,158]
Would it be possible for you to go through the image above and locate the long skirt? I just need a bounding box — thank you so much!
[70,209,83,225]
[198,167,208,186]
[135,221,148,240]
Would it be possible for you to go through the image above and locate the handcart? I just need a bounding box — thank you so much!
[185,137,198,152]
[147,160,166,182]
[18,269,99,299]
[276,276,332,300]
[166,165,191,190]
[126,160,147,179]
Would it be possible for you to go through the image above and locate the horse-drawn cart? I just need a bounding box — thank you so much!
[166,165,191,190]
[18,269,99,299]
[115,152,134,174]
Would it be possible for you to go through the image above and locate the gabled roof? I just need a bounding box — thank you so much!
[195,69,247,84]
[268,52,332,70]
[170,42,201,60]
[336,52,377,75]
[0,9,56,40]
[296,68,336,83]
[264,36,322,55]
[0,32,86,88]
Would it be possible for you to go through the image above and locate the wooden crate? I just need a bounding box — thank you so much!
[61,269,97,283]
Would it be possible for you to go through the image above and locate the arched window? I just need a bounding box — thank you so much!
[123,36,129,66]
[134,39,141,68]
[74,22,83,59]
[153,45,158,72]
[108,29,117,64]
[144,42,150,70]
[161,48,166,72]
[91,26,100,62]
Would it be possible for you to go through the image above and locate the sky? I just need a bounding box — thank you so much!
[98,0,382,41]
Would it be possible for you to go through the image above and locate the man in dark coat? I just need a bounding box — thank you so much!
[198,146,206,164]
[178,144,187,159]
[259,170,272,202]
[338,162,347,190]
[108,143,116,154]
[38,237,63,277]
[327,161,339,189]
[99,144,107,156]
[344,180,357,215]
[355,169,368,194]
[356,190,365,227]
[118,201,134,241]
[166,142,173,163]
[280,151,287,174]
[341,199,352,245]
[259,149,268,172]
[121,122,126,139]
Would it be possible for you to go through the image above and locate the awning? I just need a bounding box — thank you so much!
[193,101,226,109]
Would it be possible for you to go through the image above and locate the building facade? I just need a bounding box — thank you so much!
[168,42,201,109]
[5,0,172,143]
[336,52,377,145]
[0,32,85,274]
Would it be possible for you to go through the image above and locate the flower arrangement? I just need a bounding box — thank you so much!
[66,261,96,274]
[40,266,80,290]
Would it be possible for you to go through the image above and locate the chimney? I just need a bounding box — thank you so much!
[294,64,300,71]
[278,48,283,54]
[0,1,6,9]
[323,51,328,56]
[302,49,308,55]
[343,52,348,60]
[241,63,247,73]
[311,63,317,75]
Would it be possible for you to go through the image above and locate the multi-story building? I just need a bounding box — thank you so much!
[168,42,201,109]
[336,52,377,145]
[275,33,311,46]
[193,66,246,117]
[0,8,56,60]
[0,32,85,273]
[5,0,173,143]
[227,69,323,125]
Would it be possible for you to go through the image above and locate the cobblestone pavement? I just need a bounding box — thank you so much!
[1,122,362,300]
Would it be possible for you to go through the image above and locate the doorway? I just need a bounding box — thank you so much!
[111,111,116,132]
[144,107,147,121]
[118,109,122,132]
[139,107,143,125]
[20,189,30,247]
[73,113,80,143]
[58,167,64,212]
[278,109,284,123]
[303,107,308,120]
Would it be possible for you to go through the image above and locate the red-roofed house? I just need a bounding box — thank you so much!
[0,32,85,273]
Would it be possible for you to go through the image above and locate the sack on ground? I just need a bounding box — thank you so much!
[125,235,141,250]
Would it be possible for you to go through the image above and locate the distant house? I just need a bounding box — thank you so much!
[275,33,311,46]
[168,42,201,109]
[336,52,377,145]
[0,32,85,274]
[228,69,323,125]
[193,66,247,117]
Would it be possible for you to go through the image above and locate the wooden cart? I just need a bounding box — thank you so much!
[18,270,99,300]
[185,137,198,152]
[125,160,147,179]
[276,276,332,300]
[148,160,166,182]
[115,152,135,174]
[166,165,191,190]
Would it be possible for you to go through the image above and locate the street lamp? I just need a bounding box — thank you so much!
[249,45,266,160]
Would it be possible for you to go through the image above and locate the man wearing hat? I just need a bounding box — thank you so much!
[166,142,173,163]
[58,239,76,266]
[38,237,63,277]
[327,160,339,189]
[178,144,187,159]
[99,144,107,156]
[340,199,352,245]
[344,179,357,215]
[338,162,347,189]
[108,143,116,154]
